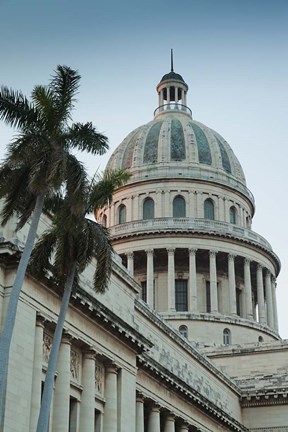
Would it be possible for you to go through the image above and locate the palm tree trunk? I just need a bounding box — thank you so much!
[0,192,45,429]
[36,263,76,432]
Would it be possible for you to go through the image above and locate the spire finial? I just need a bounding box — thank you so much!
[171,48,174,72]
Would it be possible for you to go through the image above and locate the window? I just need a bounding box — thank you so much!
[143,197,154,219]
[175,279,188,311]
[229,206,237,224]
[258,336,264,342]
[223,328,231,345]
[118,204,126,224]
[179,325,188,339]
[204,198,214,220]
[206,281,211,313]
[173,195,186,217]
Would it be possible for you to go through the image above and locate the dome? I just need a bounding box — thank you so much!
[106,61,254,204]
[160,71,185,83]
[106,113,252,202]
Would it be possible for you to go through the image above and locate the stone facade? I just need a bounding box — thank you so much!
[0,66,288,431]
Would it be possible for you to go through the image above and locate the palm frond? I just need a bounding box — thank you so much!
[0,86,39,129]
[28,229,58,279]
[87,169,131,213]
[89,220,113,293]
[67,122,109,155]
[49,65,81,123]
[31,85,57,130]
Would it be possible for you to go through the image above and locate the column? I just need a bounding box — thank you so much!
[52,333,72,432]
[271,276,279,332]
[228,254,237,315]
[244,259,253,320]
[164,413,175,432]
[257,265,266,324]
[175,87,178,104]
[135,392,144,432]
[79,350,96,431]
[265,270,274,328]
[111,203,115,226]
[189,249,197,313]
[29,315,45,432]
[209,251,218,313]
[179,422,189,432]
[167,87,170,105]
[127,252,134,276]
[148,404,160,432]
[146,249,154,308]
[196,192,202,218]
[103,363,118,432]
[167,248,175,311]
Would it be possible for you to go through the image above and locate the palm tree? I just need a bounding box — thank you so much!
[0,65,109,421]
[28,169,130,432]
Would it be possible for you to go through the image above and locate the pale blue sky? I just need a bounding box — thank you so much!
[0,0,288,336]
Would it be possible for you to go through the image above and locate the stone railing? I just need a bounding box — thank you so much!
[153,103,192,117]
[110,217,272,250]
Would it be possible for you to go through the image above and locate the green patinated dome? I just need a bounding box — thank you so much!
[106,113,247,187]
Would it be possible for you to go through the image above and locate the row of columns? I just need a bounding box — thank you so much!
[136,393,200,432]
[29,319,121,432]
[126,249,278,331]
[158,87,187,107]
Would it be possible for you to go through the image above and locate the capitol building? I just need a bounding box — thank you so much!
[1,64,288,431]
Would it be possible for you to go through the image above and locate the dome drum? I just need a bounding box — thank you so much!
[102,64,281,346]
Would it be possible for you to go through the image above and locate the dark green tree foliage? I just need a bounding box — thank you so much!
[0,66,109,426]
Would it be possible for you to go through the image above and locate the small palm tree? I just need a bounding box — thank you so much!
[0,66,109,420]
[28,169,130,432]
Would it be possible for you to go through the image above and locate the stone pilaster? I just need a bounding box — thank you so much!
[257,265,266,324]
[29,315,45,432]
[103,363,118,432]
[79,350,96,431]
[52,333,72,432]
[272,276,279,332]
[164,413,175,432]
[209,251,218,313]
[135,392,144,432]
[127,252,134,276]
[167,248,175,311]
[228,254,237,315]
[146,249,154,308]
[189,249,197,313]
[244,258,253,320]
[148,403,161,432]
[265,270,274,328]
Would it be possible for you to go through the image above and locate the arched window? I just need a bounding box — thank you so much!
[204,198,215,220]
[223,328,231,345]
[258,336,264,342]
[173,195,186,217]
[179,325,188,339]
[118,204,126,224]
[143,197,154,219]
[229,206,237,224]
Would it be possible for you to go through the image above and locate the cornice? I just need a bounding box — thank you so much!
[137,354,249,432]
[135,299,241,395]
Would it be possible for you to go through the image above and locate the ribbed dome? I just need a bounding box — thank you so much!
[160,71,185,83]
[106,112,246,186]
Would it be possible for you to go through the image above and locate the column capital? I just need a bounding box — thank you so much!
[105,362,119,374]
[126,251,134,258]
[244,257,251,265]
[35,314,46,328]
[150,402,161,412]
[228,253,236,261]
[165,412,175,421]
[265,268,271,277]
[136,390,145,402]
[209,250,218,257]
[82,349,97,361]
[189,248,197,255]
[62,332,73,345]
[145,249,154,256]
[167,248,175,254]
